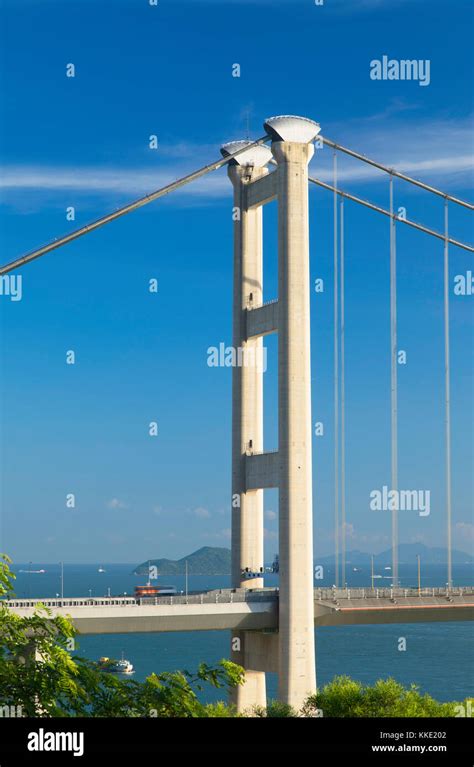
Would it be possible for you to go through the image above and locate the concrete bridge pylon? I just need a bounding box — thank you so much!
[222,115,321,712]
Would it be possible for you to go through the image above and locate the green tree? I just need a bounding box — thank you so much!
[0,554,242,717]
[302,676,472,718]
[252,700,297,717]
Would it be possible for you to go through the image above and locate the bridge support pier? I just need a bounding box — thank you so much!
[229,630,278,712]
[229,631,267,713]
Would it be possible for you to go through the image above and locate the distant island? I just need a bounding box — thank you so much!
[133,546,231,576]
[315,543,473,566]
[133,543,472,576]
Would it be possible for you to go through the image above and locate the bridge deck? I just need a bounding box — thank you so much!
[3,587,473,635]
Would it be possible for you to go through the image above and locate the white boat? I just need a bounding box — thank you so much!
[98,653,134,674]
[98,566,106,573]
[111,658,134,674]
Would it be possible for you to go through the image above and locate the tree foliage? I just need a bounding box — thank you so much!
[0,554,242,717]
[302,676,471,718]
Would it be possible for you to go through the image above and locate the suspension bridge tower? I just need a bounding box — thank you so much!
[222,115,320,712]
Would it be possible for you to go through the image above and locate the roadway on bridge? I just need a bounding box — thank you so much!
[4,587,473,635]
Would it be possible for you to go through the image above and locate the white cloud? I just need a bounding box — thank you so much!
[314,113,474,190]
[202,528,231,540]
[193,507,211,519]
[1,115,471,213]
[0,165,230,197]
[264,527,278,540]
[106,498,127,510]
[335,522,389,546]
[455,522,474,543]
[314,154,473,184]
[265,510,277,521]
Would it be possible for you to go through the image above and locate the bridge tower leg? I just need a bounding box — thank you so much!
[269,123,318,710]
[224,143,272,713]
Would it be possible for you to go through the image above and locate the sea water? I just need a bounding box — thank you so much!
[9,563,474,704]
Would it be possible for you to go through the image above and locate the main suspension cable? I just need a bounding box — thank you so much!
[308,176,474,253]
[0,136,270,276]
[320,136,474,211]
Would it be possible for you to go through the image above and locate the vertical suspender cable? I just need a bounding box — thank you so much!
[444,200,452,589]
[390,174,399,588]
[340,198,346,588]
[333,151,340,587]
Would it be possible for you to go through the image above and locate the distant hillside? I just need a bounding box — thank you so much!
[133,547,231,576]
[316,543,473,566]
[133,543,472,576]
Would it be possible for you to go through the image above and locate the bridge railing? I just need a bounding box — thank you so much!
[2,596,139,609]
[138,590,279,607]
[1,589,279,610]
[314,586,474,601]
[3,585,473,610]
[246,297,278,311]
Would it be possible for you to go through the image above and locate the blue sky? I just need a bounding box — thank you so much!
[0,0,473,564]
